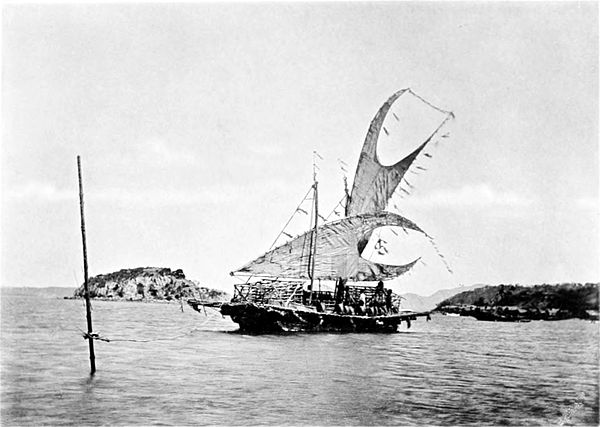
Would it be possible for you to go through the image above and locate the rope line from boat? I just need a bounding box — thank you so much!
[77,326,205,343]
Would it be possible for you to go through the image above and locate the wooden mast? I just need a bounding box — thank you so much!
[343,176,350,212]
[308,153,319,304]
[77,155,96,375]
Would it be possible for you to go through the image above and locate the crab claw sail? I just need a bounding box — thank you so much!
[346,88,454,216]
[232,212,424,281]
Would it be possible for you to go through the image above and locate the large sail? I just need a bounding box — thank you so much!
[346,89,453,216]
[232,212,424,281]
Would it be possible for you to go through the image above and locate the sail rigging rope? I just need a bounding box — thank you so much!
[324,194,348,222]
[268,186,313,251]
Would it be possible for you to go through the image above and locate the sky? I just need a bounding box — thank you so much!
[1,2,598,296]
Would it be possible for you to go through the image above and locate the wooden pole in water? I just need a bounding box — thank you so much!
[77,155,96,375]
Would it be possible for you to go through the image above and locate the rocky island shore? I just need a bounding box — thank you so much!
[71,267,229,302]
[436,282,599,321]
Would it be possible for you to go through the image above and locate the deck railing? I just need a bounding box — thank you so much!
[233,280,305,305]
[232,282,402,313]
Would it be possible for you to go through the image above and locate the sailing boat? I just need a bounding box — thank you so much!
[189,88,454,332]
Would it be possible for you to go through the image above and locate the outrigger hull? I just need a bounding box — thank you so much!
[188,300,430,333]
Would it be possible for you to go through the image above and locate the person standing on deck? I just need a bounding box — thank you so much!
[358,291,367,315]
[335,278,346,304]
[334,278,346,314]
[385,289,393,314]
[343,287,355,315]
[373,281,386,315]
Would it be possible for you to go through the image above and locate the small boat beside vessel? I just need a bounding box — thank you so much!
[189,88,453,333]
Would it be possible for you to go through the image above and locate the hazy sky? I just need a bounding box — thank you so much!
[2,3,598,295]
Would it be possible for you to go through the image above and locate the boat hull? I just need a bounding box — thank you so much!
[217,302,427,333]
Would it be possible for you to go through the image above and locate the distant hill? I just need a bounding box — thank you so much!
[400,284,485,311]
[436,282,599,320]
[73,267,229,302]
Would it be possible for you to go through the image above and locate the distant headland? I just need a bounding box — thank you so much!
[71,267,229,302]
[436,282,599,321]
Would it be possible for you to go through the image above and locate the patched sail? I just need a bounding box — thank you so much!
[346,89,453,216]
[232,212,423,281]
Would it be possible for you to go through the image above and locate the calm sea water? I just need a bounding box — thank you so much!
[1,287,598,426]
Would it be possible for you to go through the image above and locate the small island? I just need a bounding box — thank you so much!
[71,267,229,302]
[436,282,599,321]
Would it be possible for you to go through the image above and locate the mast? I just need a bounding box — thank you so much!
[343,176,350,213]
[77,156,96,375]
[308,152,319,304]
